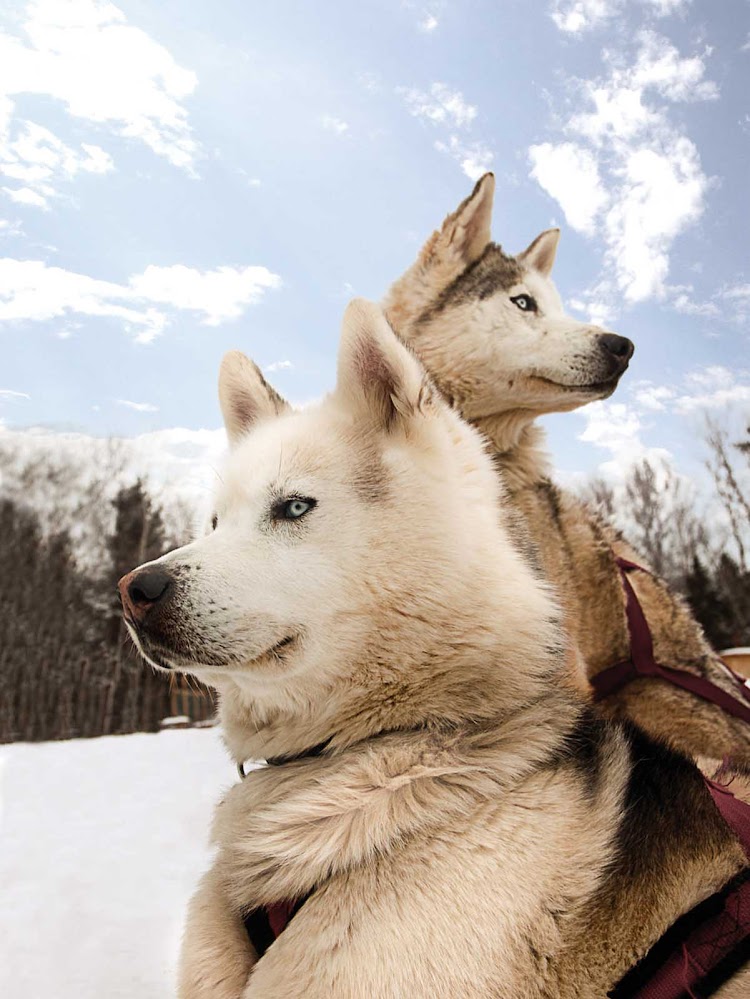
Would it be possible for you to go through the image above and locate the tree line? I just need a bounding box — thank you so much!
[0,442,215,744]
[583,420,750,649]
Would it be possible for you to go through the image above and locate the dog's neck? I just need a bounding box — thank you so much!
[213,558,563,767]
[471,412,551,492]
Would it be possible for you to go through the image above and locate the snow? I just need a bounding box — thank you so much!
[0,728,241,998]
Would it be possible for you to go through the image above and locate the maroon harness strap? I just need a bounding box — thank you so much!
[612,778,750,998]
[243,896,310,958]
[592,556,750,995]
[590,557,750,725]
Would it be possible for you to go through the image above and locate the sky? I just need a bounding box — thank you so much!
[0,0,749,502]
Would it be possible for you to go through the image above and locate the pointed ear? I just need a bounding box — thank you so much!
[336,298,432,432]
[218,350,290,446]
[518,228,560,277]
[434,171,495,267]
[383,173,495,332]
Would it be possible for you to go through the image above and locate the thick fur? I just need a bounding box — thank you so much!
[123,301,747,997]
[383,173,750,774]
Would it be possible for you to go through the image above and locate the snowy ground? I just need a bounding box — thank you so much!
[0,728,239,998]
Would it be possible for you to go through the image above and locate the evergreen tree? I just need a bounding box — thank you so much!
[685,556,734,650]
[104,479,171,734]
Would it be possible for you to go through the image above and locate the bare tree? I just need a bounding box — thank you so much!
[705,418,750,572]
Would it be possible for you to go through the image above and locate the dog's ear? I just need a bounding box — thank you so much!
[218,350,290,446]
[383,174,494,332]
[433,171,495,268]
[337,298,432,432]
[518,228,560,277]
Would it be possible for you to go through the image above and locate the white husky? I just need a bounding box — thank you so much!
[120,301,748,999]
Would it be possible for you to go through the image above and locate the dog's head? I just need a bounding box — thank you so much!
[384,174,633,424]
[119,300,550,730]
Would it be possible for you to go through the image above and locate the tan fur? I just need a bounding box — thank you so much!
[122,300,748,997]
[383,174,750,773]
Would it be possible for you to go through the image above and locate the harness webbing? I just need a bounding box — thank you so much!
[609,870,750,998]
[243,896,309,958]
[590,557,750,725]
[596,557,750,996]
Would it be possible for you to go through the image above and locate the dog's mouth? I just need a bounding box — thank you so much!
[531,371,624,395]
[125,618,298,674]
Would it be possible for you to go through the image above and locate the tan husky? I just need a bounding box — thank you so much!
[383,173,750,772]
[120,301,748,998]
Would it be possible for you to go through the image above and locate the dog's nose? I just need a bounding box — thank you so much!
[118,566,172,624]
[599,333,634,362]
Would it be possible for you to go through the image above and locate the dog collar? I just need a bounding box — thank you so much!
[236,725,431,779]
[237,738,333,779]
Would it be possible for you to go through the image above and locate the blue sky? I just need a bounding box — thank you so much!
[1,0,749,492]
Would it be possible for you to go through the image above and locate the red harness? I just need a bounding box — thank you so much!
[596,557,750,996]
[590,558,750,724]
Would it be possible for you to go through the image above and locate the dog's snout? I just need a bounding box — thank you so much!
[118,566,173,624]
[599,333,634,363]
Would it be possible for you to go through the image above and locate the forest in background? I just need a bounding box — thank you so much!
[584,419,750,651]
[0,416,747,744]
[0,439,215,744]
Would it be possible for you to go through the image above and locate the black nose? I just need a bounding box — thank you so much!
[599,333,634,361]
[118,566,172,623]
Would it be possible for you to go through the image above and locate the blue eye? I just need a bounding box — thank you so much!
[275,497,317,521]
[510,294,537,313]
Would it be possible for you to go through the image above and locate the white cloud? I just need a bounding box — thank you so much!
[579,399,643,451]
[264,360,293,373]
[628,366,750,418]
[684,366,734,390]
[117,398,158,413]
[1,121,114,207]
[663,282,750,325]
[568,280,620,325]
[669,286,720,317]
[2,185,48,207]
[644,0,690,15]
[418,15,439,32]
[0,0,198,198]
[403,1,444,34]
[0,388,30,400]
[530,31,716,305]
[399,81,493,180]
[605,138,707,300]
[434,135,493,181]
[633,383,676,411]
[577,398,672,477]
[550,0,690,34]
[129,264,281,327]
[358,72,382,94]
[399,82,477,128]
[722,283,750,324]
[550,0,617,34]
[321,115,349,135]
[0,258,281,343]
[674,384,750,414]
[529,142,609,234]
